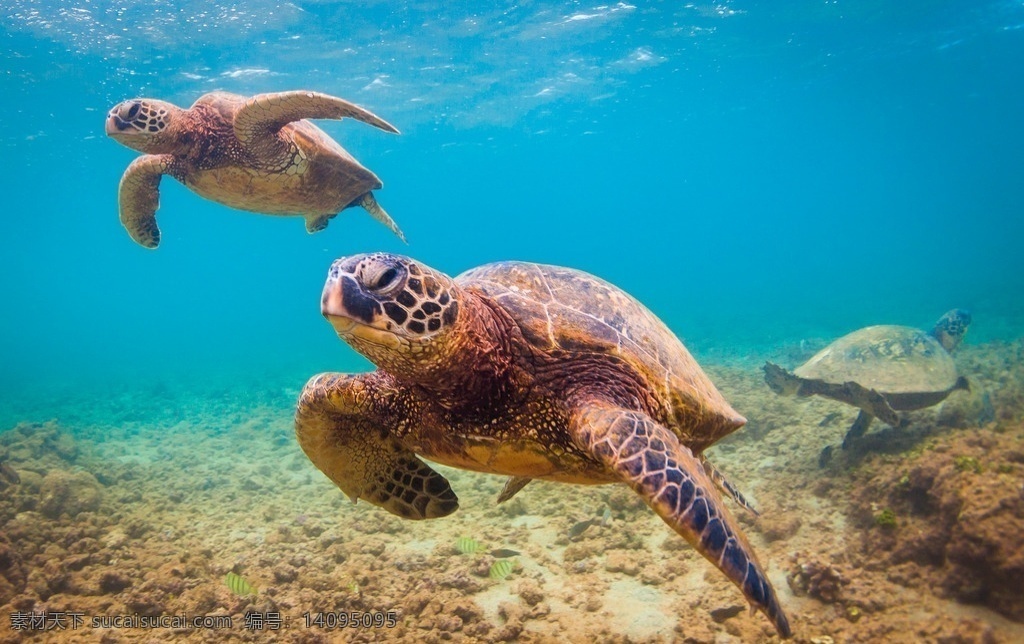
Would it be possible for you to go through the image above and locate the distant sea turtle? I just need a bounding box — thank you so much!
[764,310,971,454]
[295,253,792,637]
[105,90,403,248]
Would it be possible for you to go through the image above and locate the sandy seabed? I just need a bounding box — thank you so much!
[1,340,1023,643]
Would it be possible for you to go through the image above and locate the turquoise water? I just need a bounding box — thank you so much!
[2,1,1023,403]
[2,4,1024,640]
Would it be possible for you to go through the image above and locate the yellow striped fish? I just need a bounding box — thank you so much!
[488,559,514,580]
[489,561,516,581]
[224,572,257,596]
[456,537,486,554]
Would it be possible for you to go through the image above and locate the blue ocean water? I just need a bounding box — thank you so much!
[2,0,1023,408]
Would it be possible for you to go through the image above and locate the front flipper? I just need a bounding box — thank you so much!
[119,154,175,248]
[763,362,801,396]
[295,373,458,520]
[764,362,899,427]
[841,410,874,450]
[827,381,899,428]
[572,402,791,639]
[234,91,400,144]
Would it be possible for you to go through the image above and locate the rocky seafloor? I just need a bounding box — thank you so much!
[1,340,1023,643]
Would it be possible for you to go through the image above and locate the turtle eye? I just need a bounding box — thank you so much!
[125,102,141,120]
[369,267,399,292]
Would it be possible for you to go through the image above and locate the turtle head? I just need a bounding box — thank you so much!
[931,309,971,352]
[321,253,462,372]
[105,98,184,153]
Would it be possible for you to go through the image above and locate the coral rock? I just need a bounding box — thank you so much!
[39,470,103,519]
[787,553,847,603]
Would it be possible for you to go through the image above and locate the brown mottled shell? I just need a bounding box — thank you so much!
[183,92,379,215]
[457,262,745,446]
[795,325,959,394]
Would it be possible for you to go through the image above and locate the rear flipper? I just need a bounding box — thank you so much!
[358,192,406,243]
[496,476,532,504]
[305,213,337,233]
[303,194,405,243]
[572,401,791,639]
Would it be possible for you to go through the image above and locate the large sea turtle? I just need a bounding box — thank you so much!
[105,90,403,248]
[295,253,792,638]
[764,310,971,453]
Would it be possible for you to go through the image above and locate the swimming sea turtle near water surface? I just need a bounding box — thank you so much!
[105,90,404,248]
[295,253,792,637]
[764,309,971,456]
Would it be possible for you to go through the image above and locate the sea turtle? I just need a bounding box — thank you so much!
[764,310,971,454]
[295,253,792,637]
[105,90,403,248]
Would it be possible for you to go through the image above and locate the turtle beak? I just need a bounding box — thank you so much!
[322,261,385,334]
[105,103,139,137]
[321,261,409,352]
[321,274,356,333]
[105,113,124,135]
[326,315,357,335]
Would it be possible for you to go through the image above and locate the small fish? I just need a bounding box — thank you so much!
[818,412,842,427]
[456,537,486,554]
[710,605,745,623]
[488,559,514,580]
[490,548,521,558]
[569,506,612,539]
[224,572,257,596]
[568,518,598,539]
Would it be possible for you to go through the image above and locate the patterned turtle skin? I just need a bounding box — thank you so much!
[295,253,792,638]
[764,310,971,450]
[105,91,403,248]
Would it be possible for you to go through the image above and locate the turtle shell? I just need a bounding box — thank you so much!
[457,262,744,448]
[192,91,357,162]
[795,325,959,394]
[184,92,380,215]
